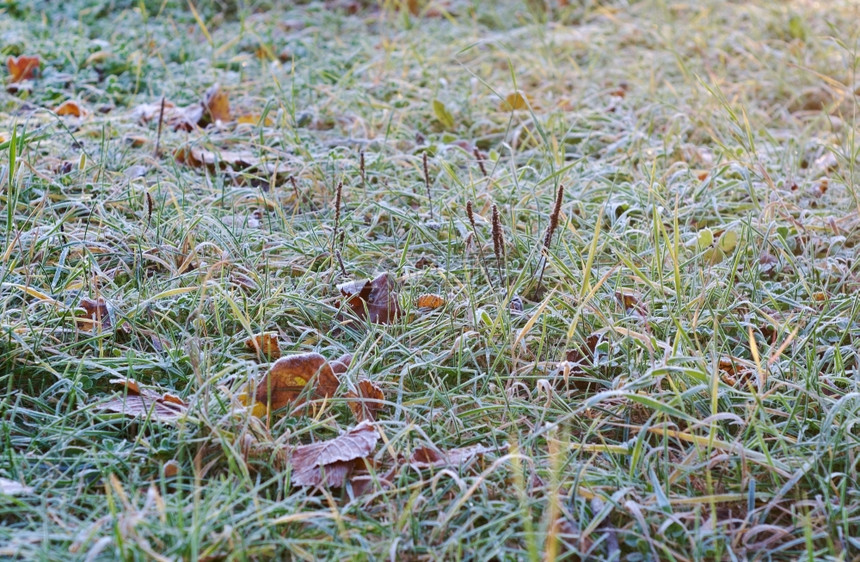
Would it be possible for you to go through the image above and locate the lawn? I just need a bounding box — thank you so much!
[2,0,860,559]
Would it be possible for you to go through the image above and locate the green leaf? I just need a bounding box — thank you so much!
[432,99,455,130]
[697,228,713,250]
[718,230,738,254]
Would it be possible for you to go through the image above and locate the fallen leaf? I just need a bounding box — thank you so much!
[290,420,379,487]
[237,114,273,126]
[499,91,531,111]
[410,443,496,469]
[245,332,281,360]
[565,333,600,364]
[163,460,180,478]
[254,352,342,411]
[169,104,204,132]
[615,290,646,314]
[416,293,445,309]
[338,273,401,324]
[76,297,113,331]
[0,477,33,496]
[175,146,259,171]
[346,379,385,422]
[97,378,188,422]
[56,100,86,117]
[6,55,40,83]
[202,83,231,123]
[432,99,455,130]
[133,100,176,124]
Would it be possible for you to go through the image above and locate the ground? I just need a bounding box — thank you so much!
[1,0,860,560]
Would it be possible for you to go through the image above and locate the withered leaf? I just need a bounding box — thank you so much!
[6,55,39,83]
[175,146,258,171]
[410,443,496,469]
[291,420,379,487]
[76,297,113,331]
[499,91,531,111]
[416,293,445,310]
[97,378,188,422]
[245,332,281,360]
[254,352,342,411]
[346,378,385,422]
[56,100,86,117]
[338,272,401,324]
[202,83,231,123]
[565,333,600,364]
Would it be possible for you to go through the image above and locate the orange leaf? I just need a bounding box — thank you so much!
[254,352,342,412]
[203,83,231,123]
[237,114,273,126]
[6,55,40,83]
[346,379,385,422]
[499,91,531,111]
[55,100,85,117]
[416,293,445,309]
[290,421,379,487]
[245,332,281,360]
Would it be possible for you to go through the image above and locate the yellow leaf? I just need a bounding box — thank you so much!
[499,91,531,111]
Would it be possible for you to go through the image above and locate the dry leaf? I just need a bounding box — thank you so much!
[6,55,39,83]
[331,353,353,375]
[237,114,273,126]
[410,443,496,469]
[202,83,231,123]
[56,100,86,117]
[565,333,600,364]
[338,272,401,324]
[97,378,188,422]
[163,460,180,478]
[416,293,445,309]
[245,332,281,360]
[169,104,204,132]
[346,379,385,422]
[0,477,33,496]
[175,146,259,171]
[290,420,379,487]
[133,100,176,124]
[76,297,113,331]
[499,91,531,111]
[254,352,342,411]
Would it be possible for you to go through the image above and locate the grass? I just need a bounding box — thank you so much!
[2,0,860,559]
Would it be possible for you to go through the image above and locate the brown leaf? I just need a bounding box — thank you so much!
[346,379,385,422]
[416,293,445,309]
[76,297,113,331]
[338,272,401,324]
[565,333,600,364]
[331,353,353,375]
[254,352,342,411]
[175,146,259,171]
[410,443,496,469]
[202,83,231,123]
[290,420,379,487]
[245,332,281,360]
[6,55,39,83]
[98,378,188,422]
[56,100,86,117]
